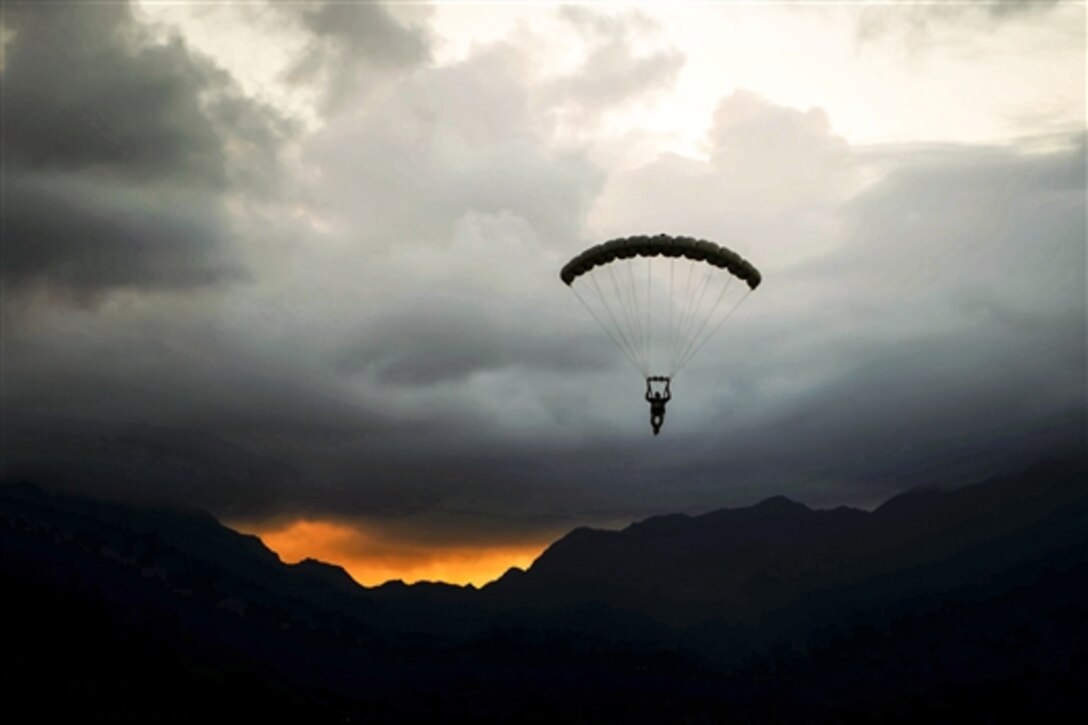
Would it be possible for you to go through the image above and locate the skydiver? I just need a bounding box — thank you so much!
[645,376,671,436]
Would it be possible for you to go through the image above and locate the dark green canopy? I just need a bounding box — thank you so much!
[560,234,762,290]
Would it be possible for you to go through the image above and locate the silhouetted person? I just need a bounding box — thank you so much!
[645,376,671,435]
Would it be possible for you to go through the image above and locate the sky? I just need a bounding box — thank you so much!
[1,0,1085,586]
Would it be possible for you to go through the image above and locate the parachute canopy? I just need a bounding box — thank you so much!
[560,234,761,378]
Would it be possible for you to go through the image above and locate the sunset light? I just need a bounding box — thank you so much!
[233,518,550,587]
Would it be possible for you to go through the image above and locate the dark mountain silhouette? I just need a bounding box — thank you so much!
[488,459,1086,651]
[3,459,1085,721]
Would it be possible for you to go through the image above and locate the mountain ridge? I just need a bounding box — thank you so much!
[2,457,1085,720]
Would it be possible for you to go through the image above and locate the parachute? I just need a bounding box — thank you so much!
[560,234,761,379]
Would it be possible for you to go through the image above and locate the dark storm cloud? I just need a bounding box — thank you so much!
[2,175,242,300]
[1,2,1082,557]
[668,134,1087,506]
[0,305,401,517]
[580,87,1084,512]
[3,417,305,517]
[0,5,641,542]
[0,2,287,299]
[1,4,224,181]
[831,135,1086,311]
[694,315,1085,502]
[337,307,613,386]
[336,132,1084,527]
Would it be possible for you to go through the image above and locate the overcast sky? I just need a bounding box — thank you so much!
[2,1,1084,585]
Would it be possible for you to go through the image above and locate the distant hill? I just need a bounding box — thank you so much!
[2,458,1085,721]
[488,459,1087,650]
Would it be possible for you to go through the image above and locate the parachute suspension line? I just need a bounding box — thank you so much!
[646,256,653,372]
[591,268,646,376]
[625,256,646,370]
[683,262,735,363]
[634,259,649,374]
[580,271,627,363]
[671,262,715,375]
[607,263,644,371]
[592,271,648,377]
[627,260,648,371]
[669,258,696,375]
[673,271,736,375]
[606,263,636,357]
[682,263,714,357]
[588,270,646,376]
[680,260,702,353]
[644,253,652,367]
[571,282,645,377]
[666,257,675,374]
[674,289,751,377]
[668,257,675,352]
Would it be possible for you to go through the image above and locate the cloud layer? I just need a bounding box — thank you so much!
[0,3,293,301]
[2,2,1083,556]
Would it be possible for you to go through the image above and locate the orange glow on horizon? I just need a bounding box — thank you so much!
[231,518,549,588]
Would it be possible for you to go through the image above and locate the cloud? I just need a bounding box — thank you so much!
[297,40,605,254]
[543,7,684,116]
[646,133,1087,505]
[985,0,1061,17]
[588,90,856,268]
[2,174,243,302]
[279,0,431,111]
[853,0,1065,48]
[337,306,611,386]
[2,4,224,181]
[332,209,616,386]
[1,5,1081,559]
[2,8,625,534]
[1,2,289,301]
[293,1,429,67]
